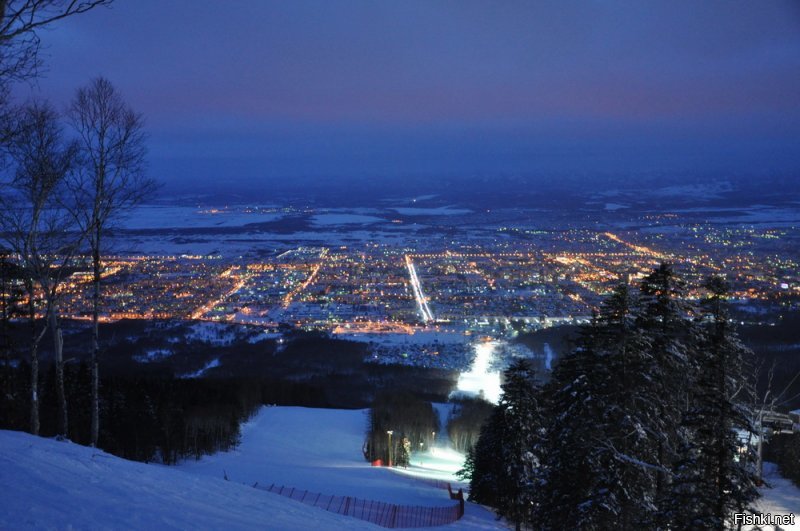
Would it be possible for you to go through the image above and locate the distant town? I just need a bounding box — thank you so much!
[56,213,799,338]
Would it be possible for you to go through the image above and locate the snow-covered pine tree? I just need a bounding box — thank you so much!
[462,404,504,508]
[593,284,659,528]
[636,263,698,522]
[540,285,660,529]
[664,276,759,529]
[461,358,545,530]
[495,358,545,531]
[539,316,620,530]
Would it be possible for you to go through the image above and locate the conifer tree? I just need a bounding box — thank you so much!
[0,249,24,362]
[594,284,659,528]
[495,359,545,530]
[540,286,658,529]
[462,404,504,508]
[665,276,759,529]
[462,359,545,530]
[538,266,761,528]
[539,317,615,530]
[636,263,697,520]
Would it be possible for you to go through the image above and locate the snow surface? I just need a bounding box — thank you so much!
[0,430,377,530]
[0,405,500,530]
[3,404,799,529]
[122,205,284,230]
[311,213,386,226]
[185,321,239,345]
[392,207,472,216]
[133,348,173,363]
[453,341,503,404]
[747,462,800,530]
[180,357,221,378]
[177,406,500,528]
[543,343,554,371]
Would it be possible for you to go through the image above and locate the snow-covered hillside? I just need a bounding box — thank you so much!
[0,430,377,530]
[0,406,499,530]
[4,405,795,529]
[177,406,499,528]
[179,407,453,503]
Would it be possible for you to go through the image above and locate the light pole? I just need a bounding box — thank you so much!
[387,430,394,467]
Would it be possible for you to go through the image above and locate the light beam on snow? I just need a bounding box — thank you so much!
[454,340,503,404]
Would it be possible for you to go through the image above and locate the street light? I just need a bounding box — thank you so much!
[387,430,394,467]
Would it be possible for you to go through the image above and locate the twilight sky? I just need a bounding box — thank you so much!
[22,0,800,188]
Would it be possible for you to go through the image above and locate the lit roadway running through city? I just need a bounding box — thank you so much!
[603,232,673,262]
[191,267,248,320]
[282,248,329,308]
[405,255,434,323]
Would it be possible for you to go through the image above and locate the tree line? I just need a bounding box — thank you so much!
[0,359,266,463]
[446,396,494,454]
[461,264,761,530]
[0,1,155,448]
[365,391,439,466]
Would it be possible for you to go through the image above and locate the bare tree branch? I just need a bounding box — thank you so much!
[0,1,112,86]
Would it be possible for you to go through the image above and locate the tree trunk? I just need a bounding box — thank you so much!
[27,280,40,435]
[0,264,8,403]
[30,340,39,435]
[91,234,100,446]
[49,306,67,437]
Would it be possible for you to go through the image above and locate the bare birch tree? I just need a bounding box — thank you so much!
[68,77,153,446]
[0,101,81,437]
[0,1,115,439]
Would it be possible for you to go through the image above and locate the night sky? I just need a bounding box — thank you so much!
[23,1,800,188]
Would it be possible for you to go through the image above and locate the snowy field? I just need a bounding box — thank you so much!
[122,205,285,230]
[391,207,472,216]
[311,213,386,226]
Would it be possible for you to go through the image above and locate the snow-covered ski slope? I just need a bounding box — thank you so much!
[177,406,499,528]
[0,406,500,529]
[0,429,376,530]
[3,404,796,529]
